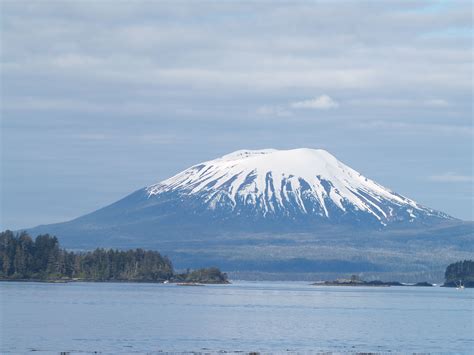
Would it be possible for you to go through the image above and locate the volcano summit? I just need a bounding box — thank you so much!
[146,148,450,226]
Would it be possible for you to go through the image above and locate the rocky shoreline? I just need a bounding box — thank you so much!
[0,276,231,285]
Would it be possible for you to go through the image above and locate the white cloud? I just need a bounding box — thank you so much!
[424,99,449,107]
[348,98,450,108]
[72,133,183,144]
[290,95,339,110]
[428,173,473,183]
[256,105,292,117]
[138,134,183,145]
[358,120,473,136]
[52,53,102,68]
[76,133,109,141]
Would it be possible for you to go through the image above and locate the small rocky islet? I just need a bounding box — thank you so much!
[312,275,433,287]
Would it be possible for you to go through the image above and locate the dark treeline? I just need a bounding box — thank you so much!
[1,230,176,282]
[176,267,229,284]
[444,260,474,287]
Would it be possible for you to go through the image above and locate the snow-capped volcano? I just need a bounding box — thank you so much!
[146,148,450,226]
[26,147,467,277]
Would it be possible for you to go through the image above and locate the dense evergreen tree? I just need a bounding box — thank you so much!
[0,231,173,281]
[444,260,474,287]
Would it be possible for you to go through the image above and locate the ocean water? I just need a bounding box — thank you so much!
[0,281,472,354]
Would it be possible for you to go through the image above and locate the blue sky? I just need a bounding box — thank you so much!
[1,0,472,229]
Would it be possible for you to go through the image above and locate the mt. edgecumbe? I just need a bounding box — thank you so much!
[26,148,472,281]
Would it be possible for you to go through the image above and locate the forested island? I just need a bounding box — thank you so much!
[0,230,228,284]
[444,260,474,288]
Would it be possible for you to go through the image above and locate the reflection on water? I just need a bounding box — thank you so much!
[0,281,472,353]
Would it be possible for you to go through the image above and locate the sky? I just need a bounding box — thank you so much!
[1,0,473,230]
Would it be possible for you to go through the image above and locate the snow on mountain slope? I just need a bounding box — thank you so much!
[146,148,451,226]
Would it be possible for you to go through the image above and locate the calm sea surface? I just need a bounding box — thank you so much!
[0,281,472,354]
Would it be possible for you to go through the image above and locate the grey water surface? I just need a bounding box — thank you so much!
[0,281,472,353]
